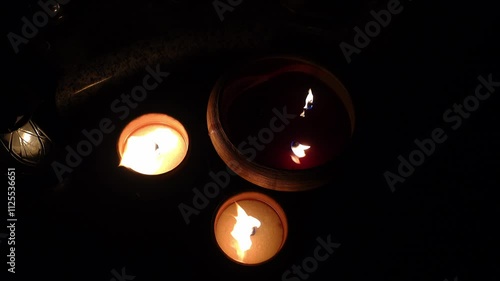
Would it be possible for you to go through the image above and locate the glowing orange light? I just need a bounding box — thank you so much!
[118,113,189,175]
[214,192,288,265]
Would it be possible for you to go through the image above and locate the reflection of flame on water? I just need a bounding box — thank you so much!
[290,141,311,164]
[300,89,314,117]
[230,202,261,261]
[120,127,182,175]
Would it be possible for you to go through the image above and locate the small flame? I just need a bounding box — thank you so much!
[291,141,311,164]
[300,89,314,117]
[120,127,183,175]
[291,142,311,158]
[230,202,261,261]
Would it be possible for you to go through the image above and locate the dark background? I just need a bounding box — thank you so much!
[2,0,499,280]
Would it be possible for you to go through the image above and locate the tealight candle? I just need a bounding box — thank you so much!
[117,113,189,175]
[214,192,288,265]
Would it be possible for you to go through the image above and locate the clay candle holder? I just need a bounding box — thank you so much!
[207,56,355,191]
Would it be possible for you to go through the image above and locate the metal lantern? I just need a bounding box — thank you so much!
[0,115,52,166]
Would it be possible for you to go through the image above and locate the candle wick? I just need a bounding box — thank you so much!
[251,226,257,236]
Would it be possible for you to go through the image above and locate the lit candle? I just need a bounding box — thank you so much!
[117,113,189,175]
[207,56,355,191]
[214,192,288,265]
[223,67,353,170]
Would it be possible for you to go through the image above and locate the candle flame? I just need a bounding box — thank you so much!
[230,202,261,261]
[120,127,183,175]
[291,141,311,164]
[300,89,314,117]
[291,154,301,164]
